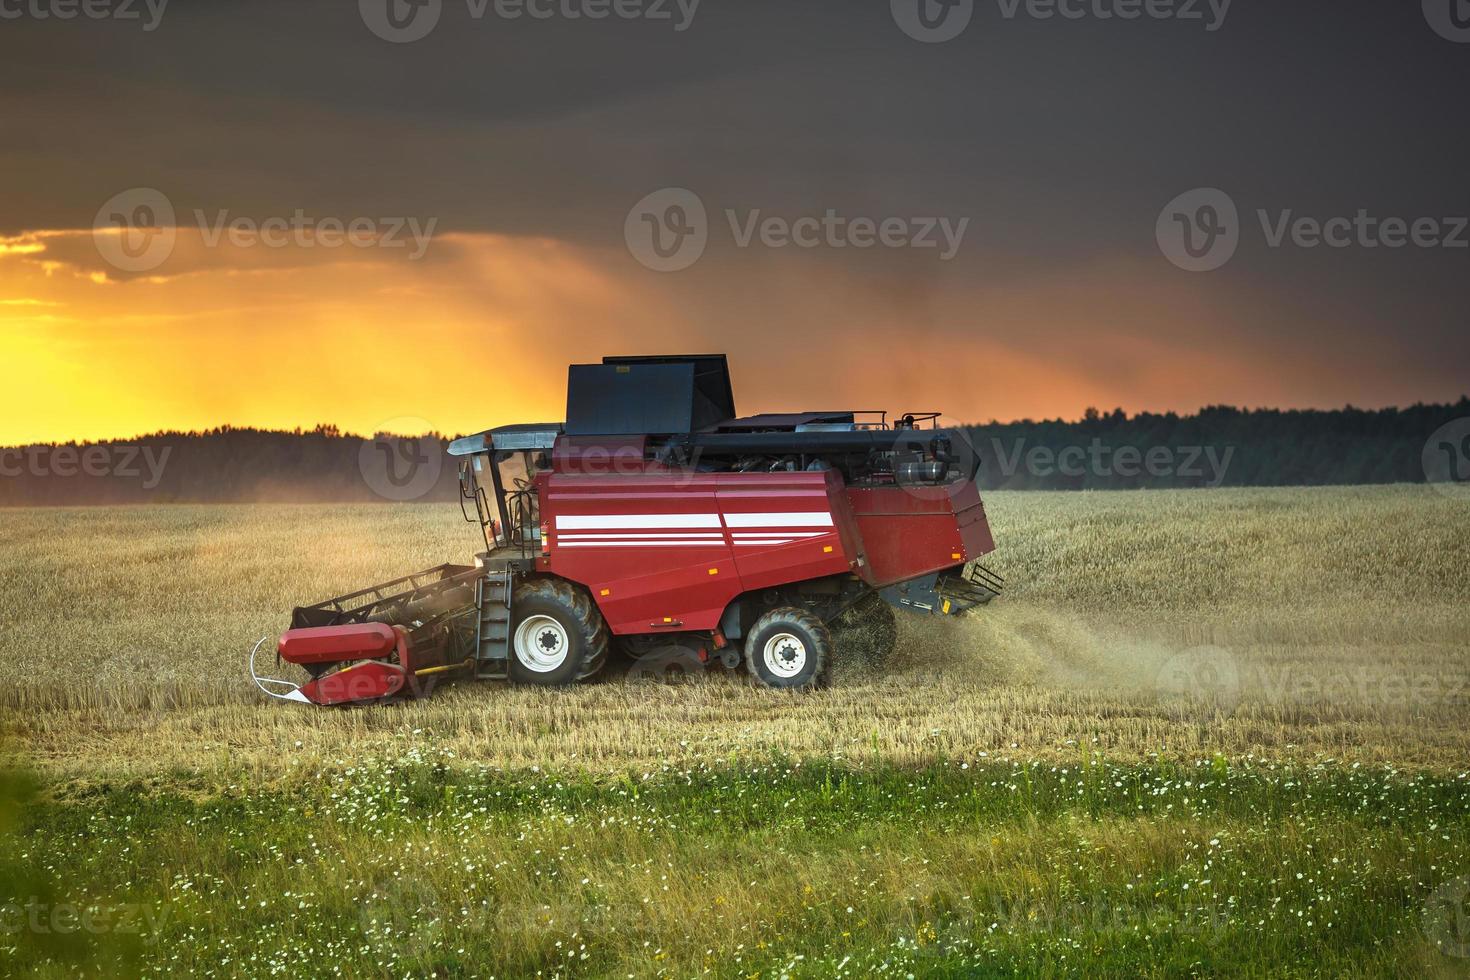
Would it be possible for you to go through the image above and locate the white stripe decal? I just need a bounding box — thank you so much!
[734,539,794,546]
[558,532,724,540]
[723,512,833,528]
[557,541,721,548]
[730,531,826,538]
[556,514,721,530]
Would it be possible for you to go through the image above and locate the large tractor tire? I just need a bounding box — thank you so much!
[745,606,833,691]
[830,592,898,668]
[508,578,609,686]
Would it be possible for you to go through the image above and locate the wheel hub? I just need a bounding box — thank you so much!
[514,615,570,673]
[761,631,808,679]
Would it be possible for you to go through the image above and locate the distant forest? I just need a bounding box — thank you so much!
[2,399,1466,505]
[965,399,1469,490]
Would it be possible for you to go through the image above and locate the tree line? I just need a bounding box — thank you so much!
[1,399,1466,505]
[962,398,1469,490]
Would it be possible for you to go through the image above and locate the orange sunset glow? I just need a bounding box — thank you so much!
[2,223,1452,447]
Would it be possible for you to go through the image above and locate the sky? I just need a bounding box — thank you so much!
[2,0,1467,444]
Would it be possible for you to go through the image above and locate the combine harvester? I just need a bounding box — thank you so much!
[251,355,1001,704]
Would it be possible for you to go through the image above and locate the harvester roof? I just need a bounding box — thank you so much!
[565,354,737,436]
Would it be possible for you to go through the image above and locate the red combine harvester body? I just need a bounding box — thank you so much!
[539,468,994,635]
[251,355,1002,704]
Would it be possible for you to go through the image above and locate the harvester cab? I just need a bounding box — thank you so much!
[251,354,1002,705]
[455,423,560,554]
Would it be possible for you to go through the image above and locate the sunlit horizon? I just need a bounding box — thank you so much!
[5,225,1464,447]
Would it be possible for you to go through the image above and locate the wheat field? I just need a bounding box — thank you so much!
[3,486,1467,777]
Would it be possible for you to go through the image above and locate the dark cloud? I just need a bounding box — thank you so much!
[1,0,1467,414]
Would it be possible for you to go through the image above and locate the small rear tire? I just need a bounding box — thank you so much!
[508,578,609,686]
[744,607,832,691]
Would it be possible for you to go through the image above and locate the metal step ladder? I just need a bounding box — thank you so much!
[474,569,514,679]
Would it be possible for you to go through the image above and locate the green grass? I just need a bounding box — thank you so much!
[6,752,1470,978]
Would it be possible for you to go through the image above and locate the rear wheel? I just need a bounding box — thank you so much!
[508,578,609,685]
[744,607,832,691]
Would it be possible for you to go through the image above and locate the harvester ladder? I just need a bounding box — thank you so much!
[474,569,514,678]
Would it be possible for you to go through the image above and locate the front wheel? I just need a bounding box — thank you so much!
[744,607,832,691]
[508,578,609,686]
